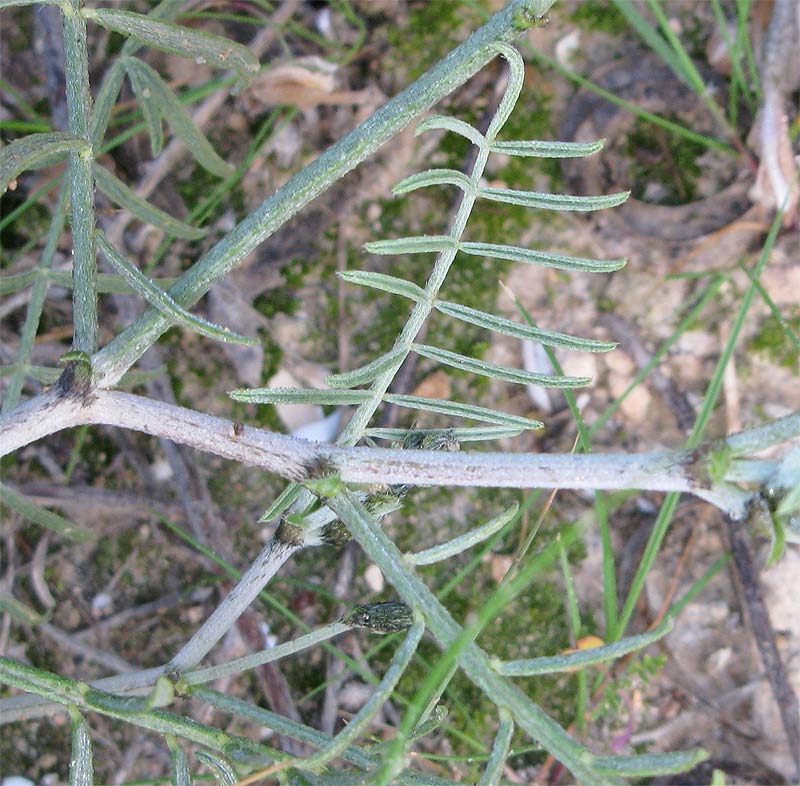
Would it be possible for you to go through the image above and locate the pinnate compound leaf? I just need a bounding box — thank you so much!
[479,186,629,211]
[326,346,406,388]
[229,387,371,405]
[491,139,604,158]
[94,164,206,239]
[393,168,474,196]
[382,394,543,429]
[461,241,626,273]
[1,132,88,195]
[365,235,456,255]
[337,270,426,302]
[84,8,259,83]
[0,482,91,542]
[416,115,486,148]
[412,343,590,388]
[436,300,616,352]
[123,57,234,177]
[96,232,257,345]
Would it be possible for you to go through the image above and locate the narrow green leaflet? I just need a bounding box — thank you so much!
[94,164,206,239]
[124,56,165,156]
[337,270,427,302]
[436,300,617,352]
[326,346,407,388]
[479,186,630,211]
[194,751,238,785]
[68,710,94,786]
[495,617,674,676]
[365,235,457,255]
[229,387,371,405]
[1,132,88,195]
[364,426,524,442]
[96,232,257,345]
[83,8,259,84]
[486,43,525,139]
[382,394,543,429]
[90,60,127,148]
[123,57,234,177]
[408,505,519,566]
[416,115,486,148]
[491,139,604,158]
[412,343,590,388]
[393,168,474,196]
[478,710,514,786]
[0,482,91,542]
[461,241,626,273]
[166,736,192,786]
[594,749,710,777]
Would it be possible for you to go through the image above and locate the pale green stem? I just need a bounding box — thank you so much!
[325,489,614,786]
[62,0,98,354]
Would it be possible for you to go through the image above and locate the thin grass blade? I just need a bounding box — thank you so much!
[0,482,91,542]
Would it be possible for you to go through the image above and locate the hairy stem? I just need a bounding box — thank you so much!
[2,389,788,516]
[62,0,98,354]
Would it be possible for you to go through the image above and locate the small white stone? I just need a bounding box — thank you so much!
[364,564,384,593]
